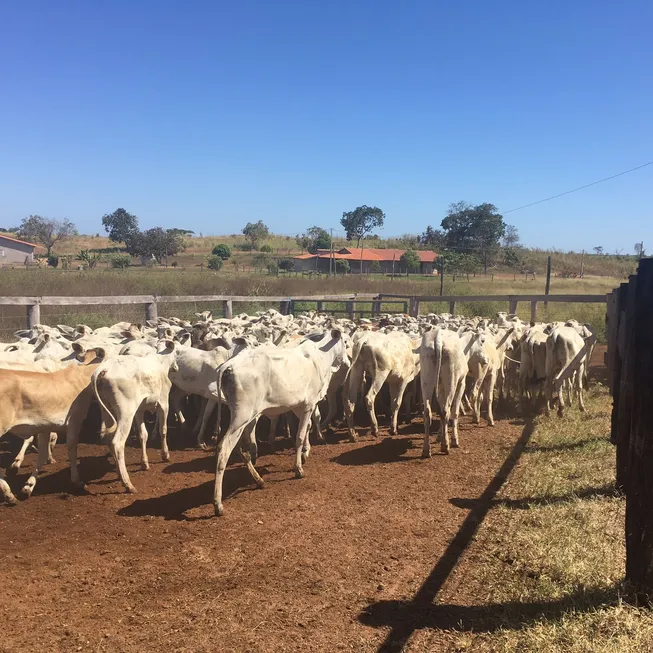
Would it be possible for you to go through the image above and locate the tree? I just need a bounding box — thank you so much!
[370,260,382,273]
[242,220,270,249]
[17,215,78,257]
[297,226,332,254]
[260,244,273,253]
[335,259,350,274]
[340,205,385,247]
[502,224,520,248]
[419,225,445,249]
[593,246,604,255]
[77,249,101,269]
[278,257,295,271]
[634,242,646,258]
[129,227,185,263]
[212,244,232,260]
[440,202,505,252]
[400,248,421,273]
[102,208,139,244]
[110,254,131,269]
[206,255,224,271]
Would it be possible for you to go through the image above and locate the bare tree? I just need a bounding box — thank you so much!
[17,215,78,257]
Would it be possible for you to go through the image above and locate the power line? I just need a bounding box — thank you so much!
[504,160,653,214]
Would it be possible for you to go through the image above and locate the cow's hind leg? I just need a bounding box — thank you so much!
[213,423,247,516]
[365,371,389,437]
[238,421,264,488]
[135,413,149,471]
[293,408,313,478]
[109,422,137,493]
[0,435,18,505]
[157,398,171,462]
[20,432,50,499]
[10,436,33,473]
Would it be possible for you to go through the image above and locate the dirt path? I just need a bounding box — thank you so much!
[0,381,551,652]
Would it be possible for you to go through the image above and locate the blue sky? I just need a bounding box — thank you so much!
[1,0,651,252]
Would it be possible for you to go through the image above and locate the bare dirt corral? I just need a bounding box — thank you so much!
[1,350,608,653]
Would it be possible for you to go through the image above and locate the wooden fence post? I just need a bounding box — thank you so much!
[403,301,408,315]
[509,298,518,314]
[372,299,381,316]
[317,300,324,313]
[26,301,40,328]
[222,299,233,319]
[449,300,456,315]
[145,297,158,323]
[544,256,552,308]
[625,259,653,593]
[409,297,419,317]
[345,301,356,319]
[530,300,537,324]
[279,300,291,315]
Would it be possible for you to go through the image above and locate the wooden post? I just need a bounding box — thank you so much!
[509,299,518,315]
[371,299,381,316]
[616,279,636,492]
[626,259,653,593]
[317,300,324,313]
[403,301,408,315]
[222,299,233,319]
[440,258,445,296]
[449,300,456,315]
[279,300,291,315]
[580,249,585,278]
[145,298,158,323]
[345,301,356,319]
[409,297,419,317]
[530,300,537,324]
[26,302,40,328]
[544,256,552,308]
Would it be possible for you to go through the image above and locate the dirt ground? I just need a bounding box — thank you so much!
[0,348,607,653]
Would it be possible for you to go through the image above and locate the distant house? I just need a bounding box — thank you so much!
[0,234,38,266]
[294,247,438,274]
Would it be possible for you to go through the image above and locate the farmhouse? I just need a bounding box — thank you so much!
[294,247,438,274]
[0,235,37,265]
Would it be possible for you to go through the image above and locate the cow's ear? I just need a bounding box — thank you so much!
[232,337,248,347]
[42,333,51,342]
[72,342,85,354]
[176,332,192,346]
[162,339,175,351]
[330,329,342,341]
[91,347,107,361]
[214,337,231,350]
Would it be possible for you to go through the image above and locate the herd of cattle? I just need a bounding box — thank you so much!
[0,308,595,515]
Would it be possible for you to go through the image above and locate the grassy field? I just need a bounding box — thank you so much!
[3,230,640,280]
[0,268,616,340]
[432,384,652,652]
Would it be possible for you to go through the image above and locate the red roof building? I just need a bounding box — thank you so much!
[294,247,438,274]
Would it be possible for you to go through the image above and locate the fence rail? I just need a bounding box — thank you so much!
[0,292,610,329]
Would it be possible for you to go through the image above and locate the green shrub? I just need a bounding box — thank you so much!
[47,255,59,268]
[110,254,131,269]
[336,259,350,274]
[370,260,382,273]
[211,244,232,259]
[260,244,273,253]
[206,255,224,271]
[278,257,295,272]
[267,261,279,275]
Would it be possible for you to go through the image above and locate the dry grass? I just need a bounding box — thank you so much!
[434,385,653,653]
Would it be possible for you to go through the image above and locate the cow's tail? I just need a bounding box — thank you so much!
[215,362,227,441]
[433,329,443,400]
[92,368,117,438]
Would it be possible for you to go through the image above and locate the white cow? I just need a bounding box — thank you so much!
[76,340,178,493]
[420,327,467,456]
[545,325,588,416]
[343,331,420,441]
[212,330,347,516]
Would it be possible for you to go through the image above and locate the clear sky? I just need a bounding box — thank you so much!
[1,0,651,252]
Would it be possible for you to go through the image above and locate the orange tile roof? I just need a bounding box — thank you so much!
[294,248,437,262]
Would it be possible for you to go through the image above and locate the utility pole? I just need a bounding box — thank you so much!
[544,255,552,308]
[440,254,445,296]
[580,249,585,278]
[330,228,334,276]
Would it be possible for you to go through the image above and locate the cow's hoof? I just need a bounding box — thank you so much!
[348,434,358,443]
[141,462,150,471]
[125,485,137,494]
[452,442,460,449]
[198,442,209,451]
[71,482,88,495]
[389,428,397,436]
[488,421,495,427]
[47,457,56,465]
[440,446,450,455]
[19,485,34,499]
[294,468,305,479]
[255,478,265,489]
[214,503,225,517]
[162,453,171,463]
[8,464,20,475]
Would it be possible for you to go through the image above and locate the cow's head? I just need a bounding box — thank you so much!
[157,339,179,372]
